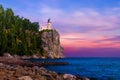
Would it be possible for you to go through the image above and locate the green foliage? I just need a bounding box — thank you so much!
[39,29,57,34]
[0,5,43,56]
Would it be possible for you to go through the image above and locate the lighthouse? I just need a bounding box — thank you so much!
[47,19,51,29]
[39,19,52,31]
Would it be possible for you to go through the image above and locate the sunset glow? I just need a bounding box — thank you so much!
[1,0,120,57]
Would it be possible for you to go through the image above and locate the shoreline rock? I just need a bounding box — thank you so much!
[3,53,64,59]
[0,63,90,80]
[0,57,90,80]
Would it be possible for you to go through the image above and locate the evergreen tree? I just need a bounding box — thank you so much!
[0,5,44,56]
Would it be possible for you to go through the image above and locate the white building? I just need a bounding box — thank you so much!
[39,19,52,31]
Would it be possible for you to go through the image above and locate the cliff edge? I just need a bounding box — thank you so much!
[40,30,63,58]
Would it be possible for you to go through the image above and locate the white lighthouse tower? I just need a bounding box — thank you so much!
[39,19,52,31]
[47,19,51,29]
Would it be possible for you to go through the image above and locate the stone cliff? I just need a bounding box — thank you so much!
[40,30,63,58]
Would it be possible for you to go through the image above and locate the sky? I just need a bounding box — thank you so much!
[0,0,120,57]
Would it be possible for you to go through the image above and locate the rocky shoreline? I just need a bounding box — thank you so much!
[0,56,90,80]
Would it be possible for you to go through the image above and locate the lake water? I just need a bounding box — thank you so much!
[30,58,120,80]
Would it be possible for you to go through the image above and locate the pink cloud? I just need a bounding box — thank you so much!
[38,6,120,33]
[61,34,120,49]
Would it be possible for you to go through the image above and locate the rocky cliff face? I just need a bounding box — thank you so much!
[40,30,63,58]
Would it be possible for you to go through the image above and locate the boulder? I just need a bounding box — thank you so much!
[13,55,20,59]
[18,76,33,80]
[3,53,13,58]
[32,54,40,59]
[38,76,46,80]
[63,74,76,80]
[33,66,39,70]
[0,63,3,66]
[21,55,31,59]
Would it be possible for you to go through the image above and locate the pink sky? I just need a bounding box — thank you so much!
[1,0,120,57]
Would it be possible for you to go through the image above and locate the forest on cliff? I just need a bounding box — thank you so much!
[0,5,45,56]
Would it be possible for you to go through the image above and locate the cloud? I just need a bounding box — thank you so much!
[61,33,120,49]
[38,5,120,35]
[107,36,120,41]
[1,0,120,57]
[96,36,120,43]
[62,38,84,41]
[39,5,64,19]
[11,3,120,49]
[1,0,120,34]
[5,1,119,35]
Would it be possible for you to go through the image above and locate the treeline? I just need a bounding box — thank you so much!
[0,5,43,56]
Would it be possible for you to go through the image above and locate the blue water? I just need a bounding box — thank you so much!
[30,58,120,80]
